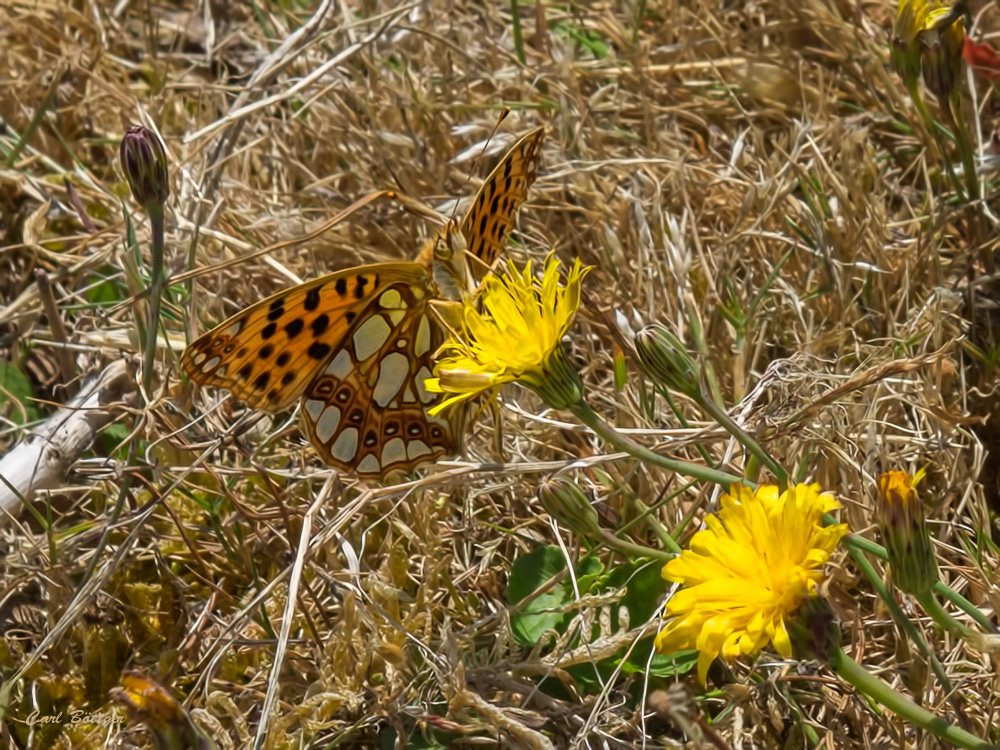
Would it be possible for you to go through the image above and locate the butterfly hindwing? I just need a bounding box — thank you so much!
[460,126,544,270]
[298,285,459,476]
[181,263,429,411]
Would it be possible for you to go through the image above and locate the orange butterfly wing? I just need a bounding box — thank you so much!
[181,263,429,411]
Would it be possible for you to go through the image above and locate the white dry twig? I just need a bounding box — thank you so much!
[0,359,134,520]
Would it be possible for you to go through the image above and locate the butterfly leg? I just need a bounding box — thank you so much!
[427,298,465,339]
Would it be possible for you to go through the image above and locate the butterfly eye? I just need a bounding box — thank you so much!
[432,236,453,262]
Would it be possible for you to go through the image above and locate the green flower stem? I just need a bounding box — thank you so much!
[692,394,788,492]
[845,539,968,724]
[830,647,995,750]
[907,79,962,198]
[571,401,751,490]
[949,89,980,205]
[947,90,992,274]
[933,582,996,634]
[917,590,973,639]
[831,519,996,634]
[627,494,676,551]
[598,529,675,562]
[143,202,165,401]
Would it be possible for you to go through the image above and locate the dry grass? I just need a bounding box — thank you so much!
[0,0,998,747]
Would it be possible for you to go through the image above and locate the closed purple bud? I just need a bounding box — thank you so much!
[120,125,169,208]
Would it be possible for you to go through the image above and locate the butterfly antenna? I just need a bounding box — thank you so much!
[446,107,514,227]
[466,106,512,175]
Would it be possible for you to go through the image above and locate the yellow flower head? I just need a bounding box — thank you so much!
[892,0,931,84]
[891,0,965,98]
[919,5,965,100]
[425,254,590,414]
[655,483,848,685]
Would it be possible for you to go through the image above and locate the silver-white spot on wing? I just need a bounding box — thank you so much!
[324,349,353,379]
[315,406,342,444]
[373,352,409,407]
[415,366,435,404]
[379,289,402,309]
[381,437,407,467]
[407,440,431,459]
[353,316,391,361]
[415,315,432,356]
[332,427,359,461]
[305,399,325,421]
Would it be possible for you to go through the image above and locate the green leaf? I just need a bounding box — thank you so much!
[614,560,669,624]
[0,361,37,425]
[97,423,132,460]
[508,546,602,645]
[86,270,127,306]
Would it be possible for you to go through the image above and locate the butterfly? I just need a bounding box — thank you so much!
[182,127,544,478]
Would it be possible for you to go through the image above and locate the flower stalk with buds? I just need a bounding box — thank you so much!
[120,125,169,399]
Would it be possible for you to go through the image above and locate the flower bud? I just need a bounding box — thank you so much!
[111,671,216,749]
[523,345,585,411]
[787,596,842,663]
[537,478,602,537]
[634,324,701,398]
[876,470,939,596]
[919,5,965,101]
[120,125,169,208]
[891,0,927,88]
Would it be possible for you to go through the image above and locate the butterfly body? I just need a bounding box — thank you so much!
[182,127,544,477]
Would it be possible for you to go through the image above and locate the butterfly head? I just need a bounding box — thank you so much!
[429,220,473,301]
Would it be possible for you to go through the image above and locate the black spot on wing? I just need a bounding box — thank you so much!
[305,287,321,311]
[284,318,304,339]
[308,342,332,360]
[311,314,330,335]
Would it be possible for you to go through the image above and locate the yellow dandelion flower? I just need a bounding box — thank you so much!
[425,254,590,414]
[919,5,965,100]
[655,483,848,685]
[891,0,965,99]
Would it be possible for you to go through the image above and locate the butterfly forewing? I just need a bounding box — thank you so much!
[181,263,429,411]
[460,126,544,270]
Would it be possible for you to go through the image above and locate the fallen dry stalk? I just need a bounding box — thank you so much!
[0,359,135,519]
